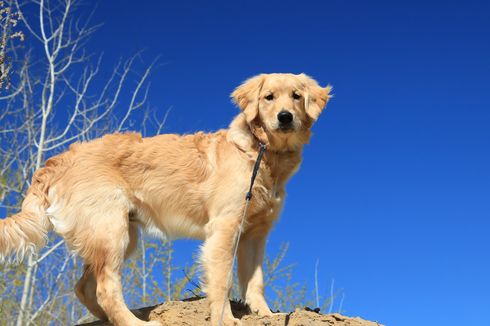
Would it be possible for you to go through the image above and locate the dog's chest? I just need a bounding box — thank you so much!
[267,183,284,217]
[248,153,300,221]
[248,174,284,222]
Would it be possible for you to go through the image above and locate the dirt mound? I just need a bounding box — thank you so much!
[78,297,382,326]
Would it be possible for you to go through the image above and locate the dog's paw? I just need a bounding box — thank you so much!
[145,320,163,326]
[220,316,242,326]
[247,297,273,317]
[254,308,273,317]
[249,303,273,317]
[211,311,242,326]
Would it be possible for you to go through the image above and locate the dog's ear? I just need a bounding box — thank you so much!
[231,74,266,123]
[300,74,332,121]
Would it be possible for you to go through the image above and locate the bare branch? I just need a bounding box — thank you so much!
[117,57,156,131]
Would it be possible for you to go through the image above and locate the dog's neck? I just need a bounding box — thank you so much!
[227,113,303,189]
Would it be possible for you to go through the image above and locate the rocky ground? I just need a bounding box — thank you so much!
[78,297,383,326]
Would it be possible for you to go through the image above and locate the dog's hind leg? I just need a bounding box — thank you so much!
[75,222,139,321]
[76,207,160,326]
[75,265,107,320]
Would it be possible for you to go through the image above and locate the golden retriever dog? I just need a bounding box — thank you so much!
[0,73,331,326]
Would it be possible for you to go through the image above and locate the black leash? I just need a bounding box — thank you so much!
[219,142,267,326]
[246,142,267,200]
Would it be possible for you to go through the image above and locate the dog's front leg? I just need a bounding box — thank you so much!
[201,216,241,326]
[237,230,273,316]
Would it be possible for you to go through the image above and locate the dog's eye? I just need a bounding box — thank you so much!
[292,92,301,100]
[265,94,274,101]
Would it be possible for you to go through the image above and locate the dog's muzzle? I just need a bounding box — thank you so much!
[277,111,294,131]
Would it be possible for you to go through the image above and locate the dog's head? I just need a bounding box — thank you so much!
[232,73,331,151]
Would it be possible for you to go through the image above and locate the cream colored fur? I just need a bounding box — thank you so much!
[0,73,331,326]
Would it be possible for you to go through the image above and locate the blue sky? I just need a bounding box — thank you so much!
[14,0,490,325]
[85,1,490,325]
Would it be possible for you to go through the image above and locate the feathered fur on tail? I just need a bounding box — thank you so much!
[0,165,55,262]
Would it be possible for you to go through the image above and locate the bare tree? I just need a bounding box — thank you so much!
[0,0,24,89]
[0,0,169,324]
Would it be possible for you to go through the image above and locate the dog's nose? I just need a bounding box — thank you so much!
[277,111,293,125]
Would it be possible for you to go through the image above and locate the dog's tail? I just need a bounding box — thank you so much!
[0,162,58,262]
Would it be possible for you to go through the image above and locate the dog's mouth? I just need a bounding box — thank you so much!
[278,125,295,133]
[265,119,301,134]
